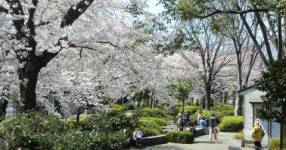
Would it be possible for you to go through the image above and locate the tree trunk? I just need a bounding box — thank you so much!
[222,92,227,103]
[18,59,43,111]
[234,51,243,116]
[234,95,243,116]
[205,86,211,110]
[76,112,81,123]
[0,99,8,116]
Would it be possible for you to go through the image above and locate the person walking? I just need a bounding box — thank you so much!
[252,119,265,150]
[209,113,218,141]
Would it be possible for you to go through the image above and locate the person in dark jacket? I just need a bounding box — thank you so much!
[209,113,218,141]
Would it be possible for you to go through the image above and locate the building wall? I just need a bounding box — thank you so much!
[242,89,264,142]
[242,88,281,145]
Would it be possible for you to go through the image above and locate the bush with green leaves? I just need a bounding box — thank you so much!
[57,130,128,150]
[84,110,139,136]
[189,103,234,124]
[176,105,202,114]
[139,118,164,137]
[219,116,244,132]
[65,115,87,128]
[111,104,128,112]
[233,130,244,140]
[267,138,280,150]
[140,117,168,126]
[191,110,211,122]
[0,111,138,150]
[139,107,169,118]
[0,112,65,149]
[212,103,233,117]
[165,131,194,143]
[211,103,234,121]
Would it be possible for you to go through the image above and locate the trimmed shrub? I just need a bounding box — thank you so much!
[188,104,234,124]
[191,110,211,123]
[0,111,138,150]
[111,104,128,112]
[141,127,162,137]
[219,116,244,132]
[140,107,169,118]
[65,115,87,128]
[176,105,202,114]
[211,103,234,121]
[267,138,280,150]
[139,119,163,137]
[165,131,194,143]
[233,130,244,140]
[140,117,168,126]
[0,112,65,149]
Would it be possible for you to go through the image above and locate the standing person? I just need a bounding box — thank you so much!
[133,128,143,148]
[252,119,265,150]
[176,113,183,131]
[209,113,218,141]
[183,112,189,127]
[197,113,202,125]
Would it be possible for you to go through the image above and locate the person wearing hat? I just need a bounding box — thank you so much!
[252,119,265,150]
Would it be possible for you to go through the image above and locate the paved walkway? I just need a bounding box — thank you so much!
[137,132,253,150]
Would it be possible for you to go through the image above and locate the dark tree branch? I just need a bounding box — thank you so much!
[254,9,274,63]
[60,0,95,27]
[96,40,120,50]
[6,0,24,15]
[26,0,38,54]
[236,5,269,66]
[192,8,269,19]
[0,5,8,13]
[69,43,100,52]
[278,14,283,59]
[35,21,51,27]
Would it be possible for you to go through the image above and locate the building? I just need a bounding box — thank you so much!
[239,85,282,146]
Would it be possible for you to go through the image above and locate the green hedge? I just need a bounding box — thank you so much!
[165,131,194,143]
[111,104,128,112]
[176,105,202,114]
[140,117,168,126]
[219,116,244,132]
[191,110,211,122]
[212,103,234,121]
[267,138,280,150]
[233,130,244,140]
[139,119,164,137]
[0,111,138,150]
[188,103,234,123]
[65,115,87,128]
[139,107,169,118]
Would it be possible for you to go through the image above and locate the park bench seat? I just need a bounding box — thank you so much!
[141,134,167,146]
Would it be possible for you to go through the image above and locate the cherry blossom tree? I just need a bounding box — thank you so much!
[0,0,151,111]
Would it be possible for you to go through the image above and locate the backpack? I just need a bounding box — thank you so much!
[209,116,218,128]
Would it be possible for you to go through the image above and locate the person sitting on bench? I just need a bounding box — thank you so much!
[133,128,143,148]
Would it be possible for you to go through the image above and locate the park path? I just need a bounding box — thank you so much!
[138,132,253,150]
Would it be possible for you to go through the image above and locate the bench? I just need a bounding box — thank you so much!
[194,126,206,136]
[161,125,177,131]
[141,134,167,146]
